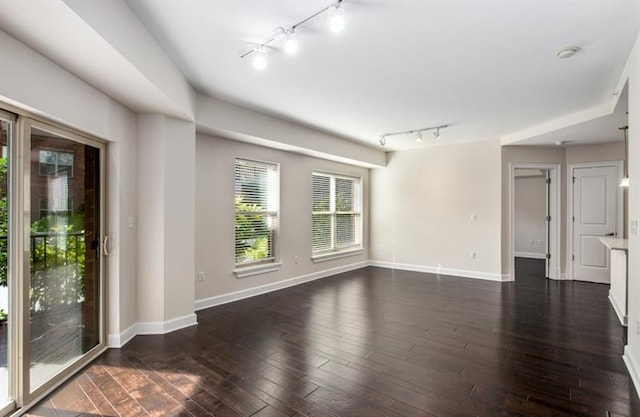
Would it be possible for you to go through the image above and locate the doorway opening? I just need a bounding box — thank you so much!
[509,163,561,281]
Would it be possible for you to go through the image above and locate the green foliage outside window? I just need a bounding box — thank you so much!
[235,195,272,264]
[30,213,86,312]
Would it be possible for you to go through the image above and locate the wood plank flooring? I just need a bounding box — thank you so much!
[25,259,640,416]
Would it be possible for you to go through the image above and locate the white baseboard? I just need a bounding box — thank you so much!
[368,260,511,282]
[608,293,628,326]
[108,323,137,348]
[137,313,198,335]
[195,261,369,311]
[107,313,198,348]
[623,346,640,399]
[514,251,546,259]
[549,271,571,280]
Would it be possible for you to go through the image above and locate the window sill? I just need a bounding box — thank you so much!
[234,262,282,278]
[312,248,364,263]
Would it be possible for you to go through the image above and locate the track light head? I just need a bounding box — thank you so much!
[328,3,345,33]
[432,128,441,141]
[415,131,423,143]
[379,136,386,147]
[283,29,298,55]
[252,47,267,70]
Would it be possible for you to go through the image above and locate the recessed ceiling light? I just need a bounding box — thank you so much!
[556,46,579,59]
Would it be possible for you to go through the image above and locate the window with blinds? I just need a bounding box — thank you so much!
[312,172,362,254]
[235,158,279,266]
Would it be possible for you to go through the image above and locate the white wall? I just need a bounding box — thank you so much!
[0,30,138,345]
[565,141,625,164]
[194,133,369,304]
[136,115,196,330]
[195,94,385,168]
[370,139,504,280]
[514,174,546,257]
[623,31,640,397]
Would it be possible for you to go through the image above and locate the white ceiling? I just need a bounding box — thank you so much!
[0,1,637,151]
[125,0,639,150]
[516,84,629,146]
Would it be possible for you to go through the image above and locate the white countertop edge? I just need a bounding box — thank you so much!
[599,237,629,251]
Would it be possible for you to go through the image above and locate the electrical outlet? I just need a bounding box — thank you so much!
[197,272,204,282]
[128,216,134,229]
[470,213,477,222]
[470,251,476,260]
[631,220,638,236]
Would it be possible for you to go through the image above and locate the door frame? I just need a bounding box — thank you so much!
[567,161,624,280]
[509,163,561,281]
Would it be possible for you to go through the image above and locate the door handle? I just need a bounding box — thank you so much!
[603,232,616,237]
[103,235,109,256]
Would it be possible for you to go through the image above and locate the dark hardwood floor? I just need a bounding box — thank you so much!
[25,259,640,416]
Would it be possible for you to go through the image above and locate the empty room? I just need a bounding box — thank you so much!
[0,0,639,416]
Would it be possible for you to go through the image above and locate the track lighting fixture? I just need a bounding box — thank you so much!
[432,128,441,141]
[378,125,449,147]
[241,0,346,69]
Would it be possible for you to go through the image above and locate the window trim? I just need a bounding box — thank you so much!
[311,171,363,260]
[234,157,280,274]
[234,262,282,278]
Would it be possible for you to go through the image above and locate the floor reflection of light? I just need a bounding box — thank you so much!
[308,277,372,359]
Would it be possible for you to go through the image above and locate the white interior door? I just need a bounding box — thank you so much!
[572,166,617,283]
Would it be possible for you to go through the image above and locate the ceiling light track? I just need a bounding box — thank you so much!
[379,125,449,147]
[241,0,345,70]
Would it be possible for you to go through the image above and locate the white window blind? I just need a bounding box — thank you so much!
[235,159,279,266]
[312,172,361,254]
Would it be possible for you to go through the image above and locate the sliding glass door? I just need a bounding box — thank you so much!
[0,109,107,415]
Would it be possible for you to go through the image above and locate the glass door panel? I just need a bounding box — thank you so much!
[28,127,101,392]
